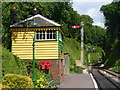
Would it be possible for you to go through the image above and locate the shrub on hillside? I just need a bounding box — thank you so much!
[2,46,28,76]
[2,74,34,88]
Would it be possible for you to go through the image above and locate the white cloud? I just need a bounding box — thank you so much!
[72,1,112,28]
[93,22,104,28]
[85,8,98,18]
[72,0,113,3]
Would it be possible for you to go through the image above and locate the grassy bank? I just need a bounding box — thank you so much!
[64,37,104,73]
[64,37,81,73]
[1,46,28,76]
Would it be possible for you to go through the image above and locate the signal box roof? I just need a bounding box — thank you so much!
[10,14,61,27]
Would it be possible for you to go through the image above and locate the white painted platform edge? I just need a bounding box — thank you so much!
[90,73,99,90]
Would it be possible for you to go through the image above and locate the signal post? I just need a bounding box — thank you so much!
[72,22,84,73]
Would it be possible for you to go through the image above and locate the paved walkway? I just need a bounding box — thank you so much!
[59,74,95,88]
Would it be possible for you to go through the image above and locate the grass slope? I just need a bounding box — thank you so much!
[64,37,85,73]
[1,46,28,76]
[64,37,104,73]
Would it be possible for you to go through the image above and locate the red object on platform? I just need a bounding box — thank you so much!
[40,61,51,69]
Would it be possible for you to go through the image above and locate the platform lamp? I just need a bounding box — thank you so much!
[31,19,38,89]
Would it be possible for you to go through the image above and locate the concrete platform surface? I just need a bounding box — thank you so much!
[59,74,95,88]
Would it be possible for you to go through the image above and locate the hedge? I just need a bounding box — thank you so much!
[0,84,10,89]
[2,74,34,88]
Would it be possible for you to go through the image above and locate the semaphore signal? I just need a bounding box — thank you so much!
[71,25,82,29]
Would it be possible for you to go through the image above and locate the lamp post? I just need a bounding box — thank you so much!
[31,19,38,89]
[86,46,95,65]
[26,22,36,89]
[87,46,91,65]
[32,36,36,89]
[86,46,95,73]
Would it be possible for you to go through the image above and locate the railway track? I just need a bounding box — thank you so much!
[91,68,120,90]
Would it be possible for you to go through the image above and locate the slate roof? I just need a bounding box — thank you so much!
[10,14,61,27]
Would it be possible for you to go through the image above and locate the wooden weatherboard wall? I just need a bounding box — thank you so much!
[12,31,34,60]
[12,29,59,60]
[35,41,58,59]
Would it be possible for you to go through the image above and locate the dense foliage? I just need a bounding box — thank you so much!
[2,2,106,49]
[84,25,106,47]
[2,46,28,76]
[100,2,120,71]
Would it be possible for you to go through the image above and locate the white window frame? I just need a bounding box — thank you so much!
[35,30,56,41]
[59,32,62,42]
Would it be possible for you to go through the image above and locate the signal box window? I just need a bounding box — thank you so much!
[36,30,56,40]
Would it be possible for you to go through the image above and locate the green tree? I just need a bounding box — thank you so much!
[100,2,120,68]
[84,26,106,47]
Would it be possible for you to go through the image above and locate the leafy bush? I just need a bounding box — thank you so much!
[36,71,53,88]
[2,46,28,76]
[84,44,103,64]
[2,74,34,88]
[37,75,50,88]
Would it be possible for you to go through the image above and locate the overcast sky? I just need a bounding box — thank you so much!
[71,0,113,28]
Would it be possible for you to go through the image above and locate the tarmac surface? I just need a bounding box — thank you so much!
[59,74,95,88]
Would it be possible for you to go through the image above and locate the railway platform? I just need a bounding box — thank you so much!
[58,74,95,88]
[57,68,119,89]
